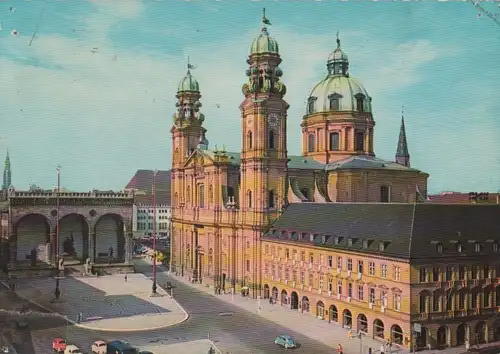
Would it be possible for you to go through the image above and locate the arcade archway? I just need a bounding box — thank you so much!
[475,321,487,344]
[373,319,384,339]
[391,324,403,344]
[263,284,270,299]
[343,309,352,328]
[357,314,368,333]
[15,214,50,263]
[316,301,325,319]
[329,305,338,322]
[281,289,288,305]
[58,214,89,261]
[456,323,468,346]
[290,291,299,309]
[272,286,278,300]
[302,296,310,312]
[94,213,125,263]
[437,325,450,348]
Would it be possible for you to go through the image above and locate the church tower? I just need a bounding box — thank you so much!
[395,108,410,167]
[2,150,11,191]
[171,63,207,205]
[239,8,289,224]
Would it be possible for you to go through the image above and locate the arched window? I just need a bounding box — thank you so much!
[356,97,364,112]
[269,130,275,149]
[308,134,315,153]
[268,190,275,208]
[355,132,364,152]
[329,132,340,151]
[174,192,179,206]
[308,100,315,114]
[258,76,264,89]
[247,131,253,149]
[330,98,340,111]
[247,190,252,208]
[300,188,309,200]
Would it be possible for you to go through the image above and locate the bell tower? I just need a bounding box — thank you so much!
[2,150,11,191]
[171,62,207,206]
[239,8,289,222]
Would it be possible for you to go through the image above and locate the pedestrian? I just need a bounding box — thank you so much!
[124,273,128,282]
[76,313,81,324]
[380,343,385,354]
[337,343,343,354]
[465,339,470,352]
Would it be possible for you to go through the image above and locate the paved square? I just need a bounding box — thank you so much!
[12,273,187,331]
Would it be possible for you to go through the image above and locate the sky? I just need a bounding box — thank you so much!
[1,0,499,194]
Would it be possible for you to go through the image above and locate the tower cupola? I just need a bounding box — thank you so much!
[250,8,279,55]
[327,32,349,76]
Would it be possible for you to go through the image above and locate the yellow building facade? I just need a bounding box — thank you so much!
[170,12,429,293]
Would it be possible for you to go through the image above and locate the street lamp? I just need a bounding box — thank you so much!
[152,169,158,295]
[226,197,237,293]
[55,165,61,301]
[179,201,185,277]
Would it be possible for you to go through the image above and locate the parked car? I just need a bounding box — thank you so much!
[52,338,67,353]
[91,340,107,354]
[274,335,297,349]
[64,344,83,354]
[106,340,137,354]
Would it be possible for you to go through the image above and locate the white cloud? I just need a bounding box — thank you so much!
[0,11,467,191]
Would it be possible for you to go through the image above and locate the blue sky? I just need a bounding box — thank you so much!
[1,0,499,193]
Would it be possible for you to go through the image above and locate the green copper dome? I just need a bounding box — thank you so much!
[250,27,279,55]
[178,70,199,92]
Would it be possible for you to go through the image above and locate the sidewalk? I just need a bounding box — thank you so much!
[153,262,498,354]
[7,273,188,332]
[140,339,222,354]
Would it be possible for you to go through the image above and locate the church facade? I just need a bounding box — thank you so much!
[170,12,429,297]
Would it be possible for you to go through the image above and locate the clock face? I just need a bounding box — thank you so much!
[268,112,280,128]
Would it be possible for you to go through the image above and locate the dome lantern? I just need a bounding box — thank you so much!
[326,32,349,76]
[250,8,279,55]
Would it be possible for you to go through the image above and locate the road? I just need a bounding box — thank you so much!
[1,260,335,353]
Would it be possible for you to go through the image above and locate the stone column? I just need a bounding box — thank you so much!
[9,231,17,266]
[125,231,133,264]
[88,232,95,263]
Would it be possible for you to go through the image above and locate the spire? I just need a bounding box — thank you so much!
[262,8,272,30]
[336,30,341,48]
[2,149,12,190]
[395,106,410,167]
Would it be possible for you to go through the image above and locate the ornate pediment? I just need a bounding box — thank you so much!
[183,149,214,170]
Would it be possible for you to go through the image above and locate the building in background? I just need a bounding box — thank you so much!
[125,170,172,238]
[428,192,499,204]
[2,150,11,192]
[262,203,500,350]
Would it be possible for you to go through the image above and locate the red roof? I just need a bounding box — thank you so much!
[134,194,170,206]
[427,192,499,204]
[125,170,171,205]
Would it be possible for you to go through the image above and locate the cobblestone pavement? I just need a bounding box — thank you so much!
[10,273,187,331]
[140,339,222,353]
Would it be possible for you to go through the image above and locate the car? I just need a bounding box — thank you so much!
[64,344,82,354]
[91,340,107,354]
[138,352,154,354]
[52,338,67,353]
[274,335,297,349]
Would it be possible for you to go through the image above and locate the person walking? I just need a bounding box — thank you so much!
[337,343,344,354]
[465,339,470,352]
[380,343,385,354]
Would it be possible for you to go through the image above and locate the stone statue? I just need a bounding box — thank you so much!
[30,248,37,267]
[84,258,91,275]
[58,257,64,270]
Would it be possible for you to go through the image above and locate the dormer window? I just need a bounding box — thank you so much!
[474,242,481,252]
[347,238,353,247]
[307,100,315,114]
[309,234,314,242]
[355,94,365,112]
[299,232,306,241]
[330,98,340,111]
[290,232,297,240]
[493,241,498,252]
[322,235,326,244]
[436,243,443,253]
[378,242,385,252]
[334,236,340,245]
[363,240,369,249]
[457,243,462,253]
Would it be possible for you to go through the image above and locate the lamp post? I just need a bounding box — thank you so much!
[179,201,185,277]
[226,197,237,293]
[152,169,158,295]
[55,166,61,301]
